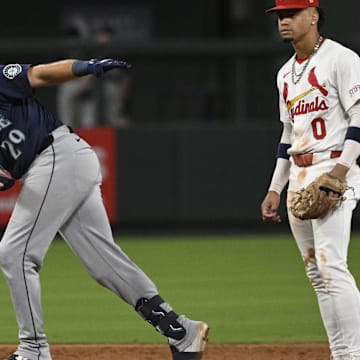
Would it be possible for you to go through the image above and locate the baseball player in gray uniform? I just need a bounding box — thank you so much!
[0,58,209,360]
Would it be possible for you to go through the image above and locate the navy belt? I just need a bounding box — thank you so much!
[37,126,74,154]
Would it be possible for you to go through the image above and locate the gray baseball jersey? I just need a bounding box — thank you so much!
[0,64,158,360]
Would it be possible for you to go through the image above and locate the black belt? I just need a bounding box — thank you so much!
[37,126,74,155]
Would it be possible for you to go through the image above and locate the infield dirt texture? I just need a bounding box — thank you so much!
[0,343,330,359]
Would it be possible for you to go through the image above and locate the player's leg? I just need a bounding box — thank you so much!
[312,197,360,358]
[288,193,360,358]
[288,208,348,357]
[0,153,67,360]
[59,184,209,359]
[0,130,103,360]
[60,184,158,303]
[0,214,54,360]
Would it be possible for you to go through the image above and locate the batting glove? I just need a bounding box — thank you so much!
[72,58,132,77]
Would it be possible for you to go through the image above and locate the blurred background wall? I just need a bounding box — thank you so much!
[0,0,359,232]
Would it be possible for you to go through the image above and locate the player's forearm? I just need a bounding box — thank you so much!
[268,157,290,194]
[28,58,131,88]
[28,60,77,87]
[334,102,360,176]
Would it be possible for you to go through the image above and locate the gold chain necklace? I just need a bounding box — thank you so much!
[291,35,323,85]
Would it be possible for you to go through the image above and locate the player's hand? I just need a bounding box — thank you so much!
[88,59,132,77]
[73,58,132,77]
[261,191,282,223]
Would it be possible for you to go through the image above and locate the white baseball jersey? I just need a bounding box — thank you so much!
[278,39,360,360]
[277,38,360,155]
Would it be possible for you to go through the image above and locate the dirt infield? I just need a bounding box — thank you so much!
[0,343,330,360]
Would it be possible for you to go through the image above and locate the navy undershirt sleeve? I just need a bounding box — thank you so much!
[345,126,360,142]
[277,143,291,160]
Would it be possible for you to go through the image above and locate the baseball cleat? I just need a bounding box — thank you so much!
[169,318,209,360]
[4,355,31,360]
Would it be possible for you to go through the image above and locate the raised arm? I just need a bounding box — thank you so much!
[27,58,131,88]
[27,60,77,87]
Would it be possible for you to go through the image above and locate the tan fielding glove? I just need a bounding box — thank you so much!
[289,172,349,220]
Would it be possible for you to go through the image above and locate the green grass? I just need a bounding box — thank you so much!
[0,233,359,344]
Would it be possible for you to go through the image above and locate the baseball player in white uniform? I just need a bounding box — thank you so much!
[261,1,360,359]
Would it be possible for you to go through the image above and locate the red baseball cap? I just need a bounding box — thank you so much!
[266,0,319,13]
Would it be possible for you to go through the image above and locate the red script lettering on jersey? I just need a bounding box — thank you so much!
[349,85,360,97]
[291,96,328,117]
